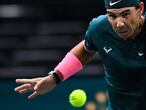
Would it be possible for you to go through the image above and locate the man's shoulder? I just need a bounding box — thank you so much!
[90,14,108,26]
[88,14,109,31]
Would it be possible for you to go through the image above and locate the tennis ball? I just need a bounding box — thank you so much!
[69,89,87,107]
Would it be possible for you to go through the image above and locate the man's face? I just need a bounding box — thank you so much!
[107,4,144,40]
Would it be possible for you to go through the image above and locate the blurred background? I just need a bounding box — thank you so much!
[0,0,110,110]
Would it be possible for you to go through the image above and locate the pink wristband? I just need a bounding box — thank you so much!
[55,52,83,80]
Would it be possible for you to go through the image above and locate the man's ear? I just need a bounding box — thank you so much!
[139,2,144,15]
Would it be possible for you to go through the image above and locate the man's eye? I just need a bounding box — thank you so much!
[121,13,130,17]
[109,15,117,19]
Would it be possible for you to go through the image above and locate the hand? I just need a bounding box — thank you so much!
[14,75,57,99]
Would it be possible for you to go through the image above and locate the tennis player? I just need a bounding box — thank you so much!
[15,0,146,109]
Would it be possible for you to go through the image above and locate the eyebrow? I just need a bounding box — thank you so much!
[107,9,131,15]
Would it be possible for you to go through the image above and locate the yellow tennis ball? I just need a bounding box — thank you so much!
[69,89,87,107]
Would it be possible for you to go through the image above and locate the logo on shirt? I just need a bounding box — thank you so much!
[138,52,144,56]
[110,0,122,6]
[103,47,112,54]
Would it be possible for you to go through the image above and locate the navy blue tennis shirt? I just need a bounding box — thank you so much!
[85,13,146,110]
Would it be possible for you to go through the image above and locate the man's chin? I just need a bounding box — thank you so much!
[117,33,130,40]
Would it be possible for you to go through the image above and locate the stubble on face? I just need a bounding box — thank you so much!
[107,7,145,40]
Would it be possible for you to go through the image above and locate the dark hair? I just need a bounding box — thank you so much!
[135,4,141,10]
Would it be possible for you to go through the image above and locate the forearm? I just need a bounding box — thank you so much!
[54,40,96,81]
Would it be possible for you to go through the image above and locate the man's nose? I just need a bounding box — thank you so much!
[116,18,125,28]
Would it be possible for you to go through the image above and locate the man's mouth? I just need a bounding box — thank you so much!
[116,30,130,38]
[117,30,128,34]
[117,29,127,33]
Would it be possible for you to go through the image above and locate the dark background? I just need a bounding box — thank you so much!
[0,0,105,78]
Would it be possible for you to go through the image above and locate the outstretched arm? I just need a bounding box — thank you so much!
[15,40,96,99]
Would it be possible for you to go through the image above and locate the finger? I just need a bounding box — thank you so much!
[18,88,34,94]
[34,79,45,90]
[16,79,34,84]
[15,84,32,92]
[18,89,29,94]
[28,91,39,100]
[34,77,49,90]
